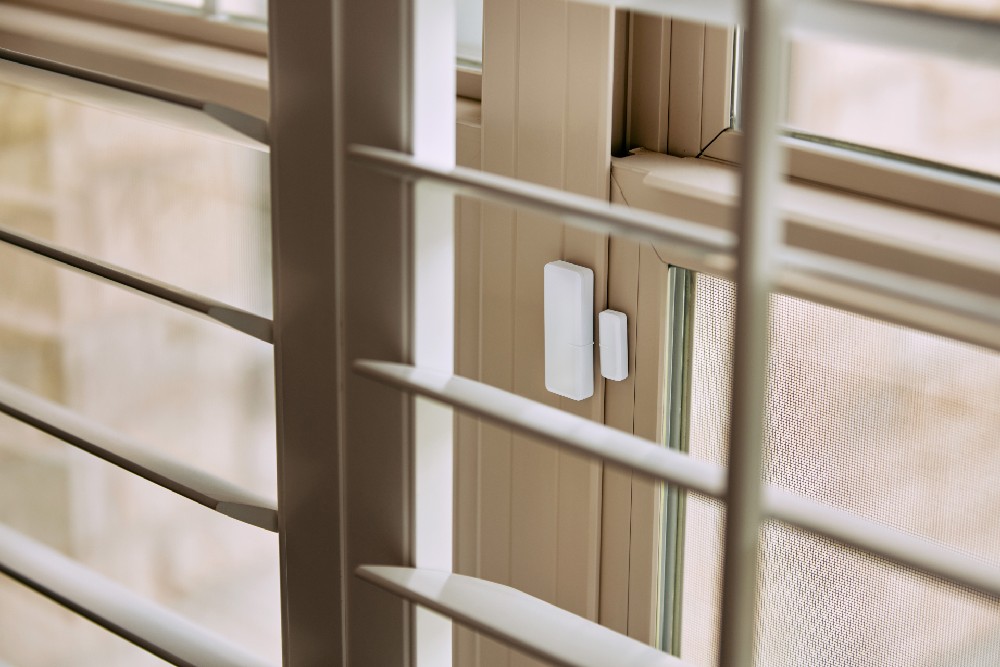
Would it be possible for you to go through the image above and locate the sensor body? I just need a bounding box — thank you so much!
[543,260,594,401]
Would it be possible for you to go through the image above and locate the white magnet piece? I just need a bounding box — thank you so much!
[544,260,594,401]
[599,310,628,381]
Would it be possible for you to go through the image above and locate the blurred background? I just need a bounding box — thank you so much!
[0,80,279,666]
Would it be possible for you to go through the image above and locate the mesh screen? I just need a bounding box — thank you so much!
[680,273,1000,666]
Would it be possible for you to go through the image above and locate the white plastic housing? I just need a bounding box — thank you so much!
[543,261,594,401]
[598,310,628,381]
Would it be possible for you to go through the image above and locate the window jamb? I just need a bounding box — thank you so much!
[624,16,733,157]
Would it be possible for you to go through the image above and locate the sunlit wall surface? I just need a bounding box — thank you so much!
[680,273,1000,667]
[0,82,279,666]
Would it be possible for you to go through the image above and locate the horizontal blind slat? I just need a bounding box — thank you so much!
[349,144,736,270]
[0,224,273,343]
[0,523,276,667]
[0,378,278,531]
[356,565,685,667]
[353,360,727,497]
[353,145,1000,351]
[355,360,1000,599]
[778,247,1000,350]
[0,49,268,148]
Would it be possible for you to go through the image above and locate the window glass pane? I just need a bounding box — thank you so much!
[0,83,278,665]
[679,273,1000,666]
[731,0,1000,176]
[218,0,267,21]
[786,37,1000,177]
[457,0,484,65]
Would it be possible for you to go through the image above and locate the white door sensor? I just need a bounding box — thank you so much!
[544,260,594,401]
[598,309,628,381]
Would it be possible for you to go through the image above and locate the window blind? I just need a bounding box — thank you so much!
[345,0,1000,666]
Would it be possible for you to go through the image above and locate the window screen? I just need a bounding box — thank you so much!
[680,272,1000,666]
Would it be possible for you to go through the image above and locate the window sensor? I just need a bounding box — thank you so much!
[599,310,628,382]
[544,260,594,401]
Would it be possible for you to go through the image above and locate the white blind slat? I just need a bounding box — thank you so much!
[349,144,735,272]
[0,379,277,532]
[0,224,273,343]
[355,360,1000,600]
[351,145,1000,349]
[356,565,685,667]
[0,50,268,148]
[354,360,726,496]
[0,523,276,667]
